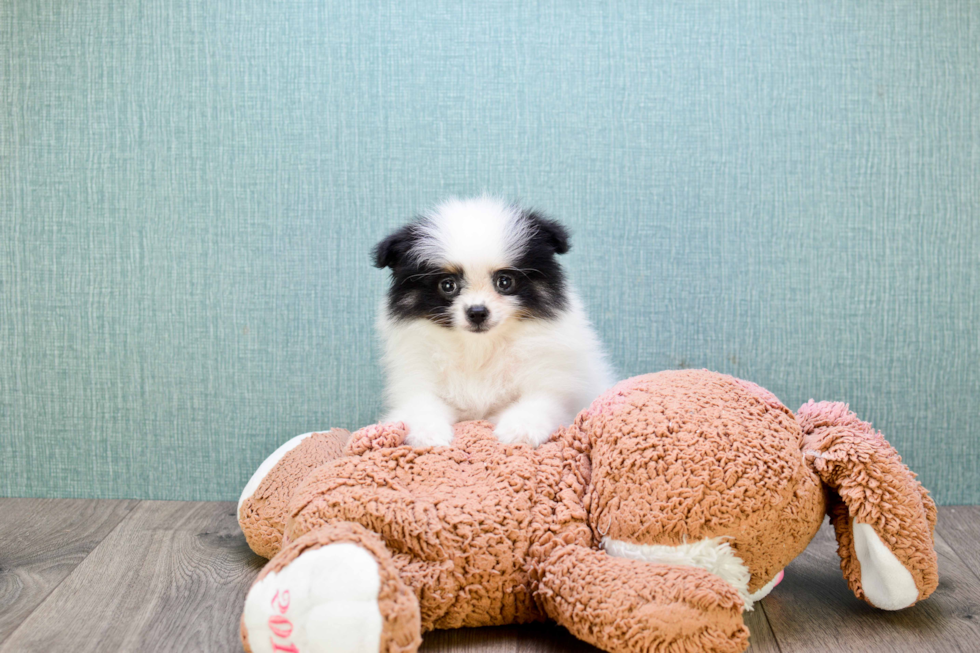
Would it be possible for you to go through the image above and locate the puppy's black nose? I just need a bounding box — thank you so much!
[465,305,489,326]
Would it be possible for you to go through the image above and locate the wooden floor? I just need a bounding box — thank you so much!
[0,500,977,652]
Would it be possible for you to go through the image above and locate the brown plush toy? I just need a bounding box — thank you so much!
[237,369,938,653]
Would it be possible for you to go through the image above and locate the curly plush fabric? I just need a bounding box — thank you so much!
[538,545,749,653]
[347,422,410,456]
[583,371,825,592]
[798,400,939,605]
[239,369,940,653]
[284,420,593,630]
[239,428,350,558]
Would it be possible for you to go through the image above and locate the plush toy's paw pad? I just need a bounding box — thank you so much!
[306,601,383,653]
[243,543,383,653]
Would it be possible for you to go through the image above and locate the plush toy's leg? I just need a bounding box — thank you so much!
[287,474,453,562]
[538,545,749,653]
[799,400,939,610]
[388,555,459,631]
[241,522,422,653]
[238,428,351,558]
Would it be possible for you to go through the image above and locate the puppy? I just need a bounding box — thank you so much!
[373,197,614,448]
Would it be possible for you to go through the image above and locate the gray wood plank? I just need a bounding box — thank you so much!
[763,515,980,653]
[510,617,779,653]
[744,604,781,653]
[0,498,138,645]
[417,594,779,652]
[421,626,519,652]
[516,623,598,653]
[935,506,980,583]
[0,500,264,653]
[3,499,975,653]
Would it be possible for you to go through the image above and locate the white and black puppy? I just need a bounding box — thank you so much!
[373,197,614,448]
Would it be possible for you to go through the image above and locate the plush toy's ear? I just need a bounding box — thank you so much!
[799,401,939,610]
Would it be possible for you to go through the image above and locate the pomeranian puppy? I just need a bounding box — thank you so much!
[373,197,614,448]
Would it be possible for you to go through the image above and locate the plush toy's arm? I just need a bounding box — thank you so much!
[799,400,939,610]
[238,428,351,559]
[345,422,409,455]
[285,467,452,562]
[537,544,749,653]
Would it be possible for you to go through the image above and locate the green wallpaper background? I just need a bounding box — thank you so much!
[2,1,978,503]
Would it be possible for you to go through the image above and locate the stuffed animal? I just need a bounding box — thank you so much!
[237,369,938,653]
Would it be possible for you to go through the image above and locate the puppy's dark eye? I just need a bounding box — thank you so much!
[438,277,458,297]
[494,273,515,294]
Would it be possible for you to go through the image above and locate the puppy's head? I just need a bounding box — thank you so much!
[373,198,570,334]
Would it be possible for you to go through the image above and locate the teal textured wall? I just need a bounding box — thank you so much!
[2,1,978,503]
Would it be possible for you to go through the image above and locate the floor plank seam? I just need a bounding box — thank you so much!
[0,500,143,650]
[757,601,784,653]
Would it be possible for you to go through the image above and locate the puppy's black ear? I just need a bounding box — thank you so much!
[527,212,571,255]
[372,223,417,269]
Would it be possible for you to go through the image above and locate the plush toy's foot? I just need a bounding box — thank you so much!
[241,523,421,653]
[243,542,383,653]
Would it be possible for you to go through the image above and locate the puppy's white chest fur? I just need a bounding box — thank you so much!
[379,294,613,447]
[425,326,525,420]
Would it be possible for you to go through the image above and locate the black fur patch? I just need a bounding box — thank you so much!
[508,210,570,319]
[373,219,457,326]
[372,222,420,270]
[372,209,572,327]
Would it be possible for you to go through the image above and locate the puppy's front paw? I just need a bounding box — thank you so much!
[385,399,455,448]
[401,417,454,448]
[493,408,558,448]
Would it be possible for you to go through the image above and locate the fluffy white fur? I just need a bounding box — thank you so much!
[602,536,784,610]
[378,197,614,448]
